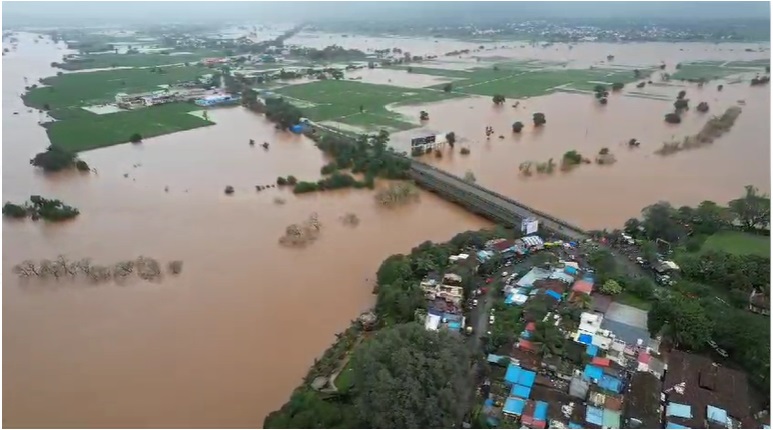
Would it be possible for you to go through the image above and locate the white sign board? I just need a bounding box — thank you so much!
[521,217,539,235]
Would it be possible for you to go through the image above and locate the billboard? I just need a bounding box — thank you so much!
[521,217,539,235]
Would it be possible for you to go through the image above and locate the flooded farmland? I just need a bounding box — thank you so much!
[2,28,771,428]
[2,33,488,428]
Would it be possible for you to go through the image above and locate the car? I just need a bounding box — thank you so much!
[473,299,479,307]
[501,272,509,277]
[489,316,495,324]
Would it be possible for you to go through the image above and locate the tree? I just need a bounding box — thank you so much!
[640,241,659,263]
[696,101,709,112]
[442,83,453,93]
[512,121,524,133]
[445,132,456,145]
[641,201,685,242]
[419,110,429,121]
[349,323,470,428]
[463,170,476,183]
[611,82,624,91]
[648,294,712,350]
[600,279,622,295]
[677,90,686,100]
[532,112,546,127]
[531,321,564,356]
[492,94,506,105]
[129,133,142,143]
[287,175,298,186]
[728,185,770,230]
[593,84,607,93]
[75,160,90,172]
[623,218,641,235]
[694,200,730,234]
[277,177,288,186]
[674,99,689,112]
[264,389,360,428]
[3,202,27,218]
[624,277,654,300]
[599,97,608,105]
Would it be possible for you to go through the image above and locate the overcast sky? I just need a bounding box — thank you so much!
[3,1,771,27]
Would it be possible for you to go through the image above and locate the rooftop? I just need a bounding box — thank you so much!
[663,350,752,428]
[625,372,664,429]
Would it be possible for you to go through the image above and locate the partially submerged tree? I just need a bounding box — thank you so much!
[611,82,624,91]
[445,131,456,146]
[664,112,682,124]
[419,110,429,121]
[30,145,82,172]
[532,112,546,127]
[129,133,142,143]
[463,170,476,183]
[728,185,770,230]
[442,83,453,93]
[674,99,689,112]
[696,102,709,113]
[492,94,506,105]
[512,121,524,133]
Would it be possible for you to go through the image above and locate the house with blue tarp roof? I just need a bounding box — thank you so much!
[511,384,532,399]
[505,363,522,385]
[565,266,578,275]
[599,374,623,393]
[545,290,562,301]
[666,422,691,429]
[534,401,548,421]
[583,364,604,381]
[577,333,593,345]
[706,405,728,425]
[586,405,604,426]
[568,422,583,429]
[503,397,526,416]
[487,354,507,364]
[586,344,599,356]
[667,402,693,419]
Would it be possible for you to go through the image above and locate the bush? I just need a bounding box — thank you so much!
[460,147,470,155]
[696,102,709,113]
[512,121,524,133]
[2,202,27,218]
[532,112,546,126]
[320,162,338,175]
[492,94,505,104]
[293,181,320,194]
[129,133,143,143]
[287,175,298,186]
[636,82,646,88]
[445,132,456,145]
[562,150,582,165]
[611,82,624,91]
[664,112,682,124]
[442,83,452,92]
[30,145,77,172]
[75,160,90,172]
[674,99,689,111]
[277,177,288,186]
[685,234,708,252]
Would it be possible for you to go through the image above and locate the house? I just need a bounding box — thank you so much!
[420,279,463,305]
[748,290,770,316]
[624,372,664,429]
[662,350,753,429]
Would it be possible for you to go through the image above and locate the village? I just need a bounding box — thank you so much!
[416,229,765,430]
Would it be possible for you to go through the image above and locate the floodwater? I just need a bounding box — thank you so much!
[389,71,770,229]
[2,33,490,428]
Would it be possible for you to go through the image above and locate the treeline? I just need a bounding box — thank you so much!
[3,195,80,221]
[263,228,510,428]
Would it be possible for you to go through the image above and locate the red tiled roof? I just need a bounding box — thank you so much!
[519,340,538,352]
[572,280,593,294]
[591,357,611,367]
[532,420,547,429]
[525,322,536,332]
[638,351,651,364]
[492,240,516,252]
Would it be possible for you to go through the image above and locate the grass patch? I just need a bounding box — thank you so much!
[671,62,762,81]
[335,365,355,394]
[273,80,463,131]
[44,102,213,152]
[614,292,652,311]
[700,230,770,257]
[57,50,225,70]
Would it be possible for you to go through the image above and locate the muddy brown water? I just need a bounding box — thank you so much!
[2,33,489,428]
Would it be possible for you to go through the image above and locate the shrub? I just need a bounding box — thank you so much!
[442,83,453,92]
[277,177,288,186]
[562,150,582,165]
[532,112,546,126]
[129,133,143,143]
[611,82,624,91]
[685,234,708,252]
[293,181,320,194]
[75,160,90,172]
[512,121,524,133]
[460,147,470,155]
[30,145,77,172]
[320,162,338,175]
[664,112,681,124]
[445,132,456,145]
[287,175,298,186]
[2,202,27,218]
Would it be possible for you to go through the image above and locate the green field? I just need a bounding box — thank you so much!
[24,65,211,116]
[700,231,770,257]
[671,60,768,81]
[58,50,224,71]
[44,103,213,152]
[23,65,215,151]
[396,64,654,98]
[273,80,463,131]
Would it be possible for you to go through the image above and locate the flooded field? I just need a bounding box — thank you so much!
[389,77,770,229]
[2,33,489,428]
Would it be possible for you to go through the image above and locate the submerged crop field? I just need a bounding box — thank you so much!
[670,59,769,81]
[22,65,215,150]
[273,80,464,131]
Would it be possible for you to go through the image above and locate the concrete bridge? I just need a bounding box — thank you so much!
[407,160,590,241]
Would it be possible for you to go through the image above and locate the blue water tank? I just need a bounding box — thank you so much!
[290,125,303,134]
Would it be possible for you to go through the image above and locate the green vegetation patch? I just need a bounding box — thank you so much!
[24,65,210,116]
[57,50,225,70]
[614,292,652,311]
[700,230,770,257]
[273,80,463,131]
[44,103,213,152]
[671,61,764,81]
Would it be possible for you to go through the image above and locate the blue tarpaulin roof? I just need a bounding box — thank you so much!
[521,330,532,339]
[586,406,604,426]
[568,423,583,429]
[484,398,494,407]
[487,354,507,364]
[667,402,693,419]
[511,384,532,399]
[503,397,526,416]
[586,344,599,357]
[534,401,548,421]
[505,363,521,385]
[599,374,623,393]
[448,321,461,330]
[565,266,578,275]
[666,422,691,429]
[517,369,537,388]
[707,405,728,424]
[578,333,593,345]
[546,290,562,301]
[583,364,604,381]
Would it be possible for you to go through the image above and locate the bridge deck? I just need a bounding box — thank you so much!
[409,161,588,241]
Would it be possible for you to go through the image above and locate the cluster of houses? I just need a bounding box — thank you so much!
[472,236,768,429]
